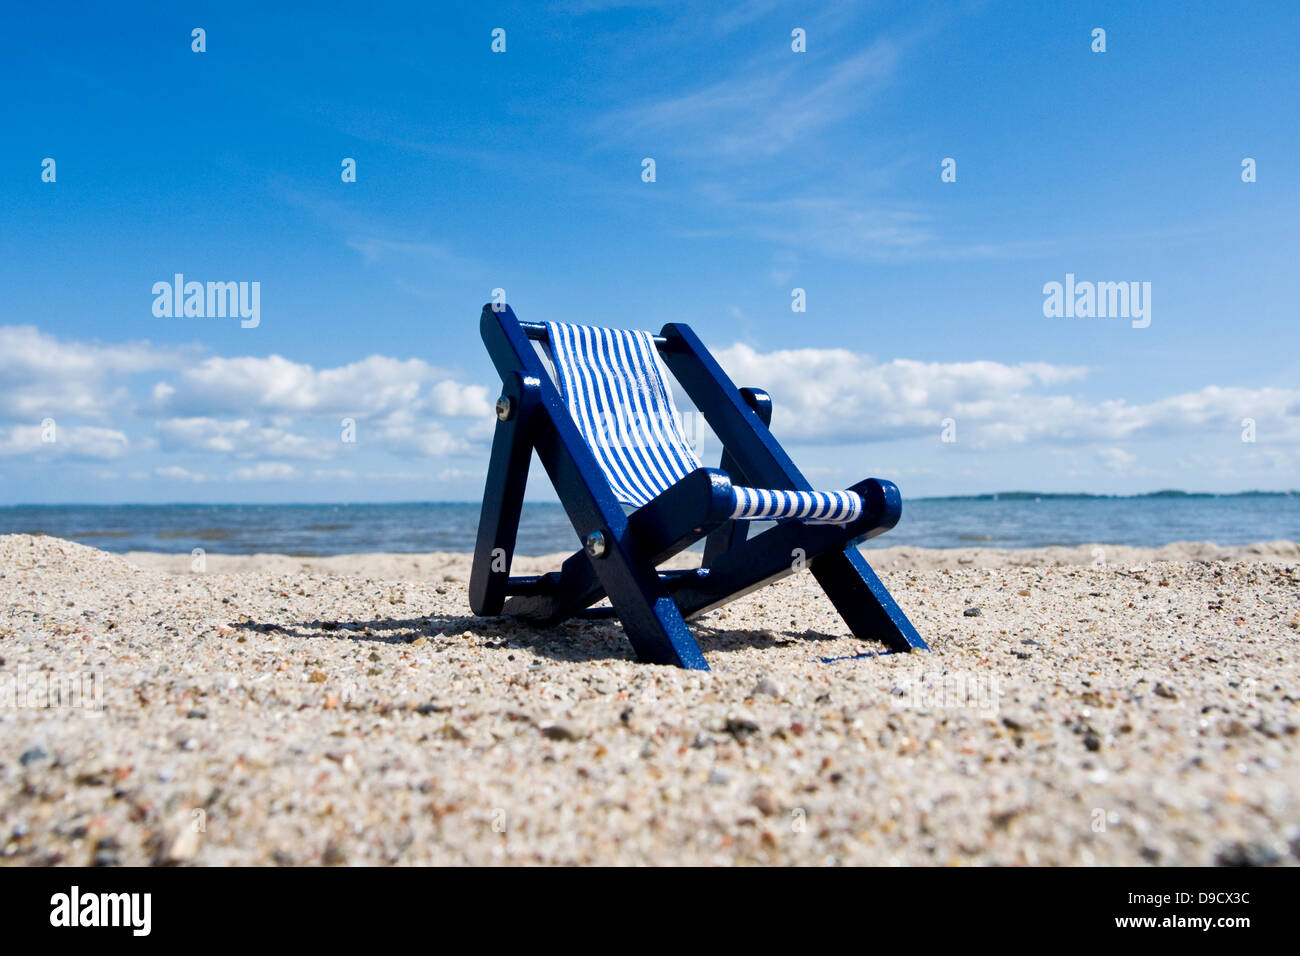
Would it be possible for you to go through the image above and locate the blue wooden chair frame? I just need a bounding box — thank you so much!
[469,304,928,670]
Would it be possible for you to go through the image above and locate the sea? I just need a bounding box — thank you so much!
[1,492,1297,557]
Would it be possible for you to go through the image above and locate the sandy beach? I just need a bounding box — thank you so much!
[1,532,1297,866]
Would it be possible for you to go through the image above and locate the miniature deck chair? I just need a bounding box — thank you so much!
[469,304,928,670]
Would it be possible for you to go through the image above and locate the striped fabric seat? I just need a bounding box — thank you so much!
[545,321,862,523]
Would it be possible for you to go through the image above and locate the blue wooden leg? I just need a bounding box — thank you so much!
[504,467,734,625]
[468,371,537,616]
[659,323,927,655]
[811,547,929,652]
[592,549,711,669]
[529,412,711,670]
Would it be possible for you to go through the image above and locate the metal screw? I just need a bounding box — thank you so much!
[584,531,608,558]
[495,396,513,421]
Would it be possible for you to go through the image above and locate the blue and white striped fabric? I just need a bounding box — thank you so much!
[732,487,861,522]
[545,321,862,524]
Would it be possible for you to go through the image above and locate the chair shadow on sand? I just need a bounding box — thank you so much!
[230,612,860,664]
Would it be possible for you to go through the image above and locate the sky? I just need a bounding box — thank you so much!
[2,0,1298,503]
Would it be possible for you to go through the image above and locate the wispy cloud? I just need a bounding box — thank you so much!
[555,0,682,13]
[346,237,481,274]
[597,18,1053,263]
[677,190,1060,263]
[610,39,901,160]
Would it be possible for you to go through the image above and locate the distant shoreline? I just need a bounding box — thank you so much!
[1,489,1298,508]
[917,490,1300,502]
[5,493,1300,556]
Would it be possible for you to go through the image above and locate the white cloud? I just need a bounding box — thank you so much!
[429,380,491,417]
[156,354,433,416]
[229,462,297,481]
[1174,447,1300,478]
[0,423,131,459]
[0,327,494,477]
[1097,447,1137,472]
[3,324,1297,494]
[154,465,206,482]
[714,343,1089,442]
[310,468,359,481]
[371,408,478,456]
[155,417,335,460]
[437,466,486,483]
[710,342,1300,448]
[150,353,489,424]
[0,325,180,420]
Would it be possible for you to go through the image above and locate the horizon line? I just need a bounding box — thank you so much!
[2,489,1297,508]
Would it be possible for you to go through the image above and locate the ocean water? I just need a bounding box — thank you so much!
[1,493,1297,556]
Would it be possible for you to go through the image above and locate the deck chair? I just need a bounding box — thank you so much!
[469,303,928,670]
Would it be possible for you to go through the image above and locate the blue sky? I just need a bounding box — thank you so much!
[2,0,1298,503]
